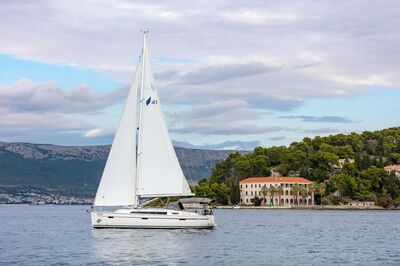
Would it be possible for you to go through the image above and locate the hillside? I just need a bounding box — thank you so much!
[194,127,400,207]
[0,141,239,198]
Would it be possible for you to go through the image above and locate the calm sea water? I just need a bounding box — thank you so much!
[1,205,399,265]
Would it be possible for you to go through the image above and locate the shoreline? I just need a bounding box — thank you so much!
[1,203,399,210]
[214,205,399,210]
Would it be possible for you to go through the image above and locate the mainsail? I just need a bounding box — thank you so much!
[136,33,192,197]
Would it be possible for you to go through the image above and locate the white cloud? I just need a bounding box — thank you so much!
[221,9,298,25]
[84,128,115,138]
[0,79,125,114]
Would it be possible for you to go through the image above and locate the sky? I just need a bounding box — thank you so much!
[0,0,399,150]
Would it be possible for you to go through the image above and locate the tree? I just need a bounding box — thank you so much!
[261,185,269,206]
[269,186,277,206]
[276,186,284,206]
[308,183,317,205]
[300,187,309,205]
[328,173,358,198]
[317,183,326,205]
[290,184,301,205]
[253,196,262,206]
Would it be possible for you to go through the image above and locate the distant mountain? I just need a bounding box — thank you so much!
[0,141,240,197]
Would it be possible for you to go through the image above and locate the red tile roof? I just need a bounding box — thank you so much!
[384,165,400,171]
[239,177,312,184]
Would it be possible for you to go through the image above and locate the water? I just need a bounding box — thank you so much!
[1,205,399,265]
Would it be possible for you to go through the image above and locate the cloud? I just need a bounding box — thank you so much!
[178,62,279,84]
[171,99,284,135]
[279,115,355,123]
[173,124,283,135]
[0,107,90,132]
[1,1,400,146]
[0,79,126,114]
[303,128,340,134]
[268,136,286,141]
[221,9,298,25]
[0,78,125,144]
[84,128,115,138]
[0,106,94,144]
[173,140,260,150]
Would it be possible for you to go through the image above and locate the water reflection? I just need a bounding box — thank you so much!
[91,228,214,264]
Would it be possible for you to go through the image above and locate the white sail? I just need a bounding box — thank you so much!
[136,35,193,197]
[94,61,140,206]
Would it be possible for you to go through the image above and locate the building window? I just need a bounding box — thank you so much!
[285,190,288,196]
[251,184,253,188]
[246,199,249,203]
[240,199,243,203]
[240,184,242,188]
[251,191,253,196]
[246,184,248,188]
[259,184,261,188]
[245,191,248,196]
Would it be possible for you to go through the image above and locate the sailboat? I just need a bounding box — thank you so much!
[90,31,215,229]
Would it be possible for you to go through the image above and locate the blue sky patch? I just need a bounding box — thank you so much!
[0,54,121,91]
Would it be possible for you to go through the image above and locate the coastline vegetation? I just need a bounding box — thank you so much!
[192,127,400,208]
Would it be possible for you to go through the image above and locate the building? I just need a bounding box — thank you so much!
[239,177,314,206]
[334,158,355,169]
[346,201,375,207]
[384,164,400,178]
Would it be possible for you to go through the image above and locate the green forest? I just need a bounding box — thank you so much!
[192,127,400,208]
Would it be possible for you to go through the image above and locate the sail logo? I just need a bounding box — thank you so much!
[146,97,158,106]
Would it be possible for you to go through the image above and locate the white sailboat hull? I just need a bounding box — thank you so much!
[91,208,215,229]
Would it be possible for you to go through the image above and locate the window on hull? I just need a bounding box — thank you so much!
[131,211,168,215]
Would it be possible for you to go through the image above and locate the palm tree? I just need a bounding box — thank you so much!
[317,182,326,205]
[308,182,317,205]
[269,186,277,206]
[300,186,308,205]
[290,184,301,205]
[276,186,284,206]
[261,185,269,206]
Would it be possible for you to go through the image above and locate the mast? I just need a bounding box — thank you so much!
[135,30,148,207]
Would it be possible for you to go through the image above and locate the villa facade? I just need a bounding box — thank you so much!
[239,177,314,206]
[384,164,400,178]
